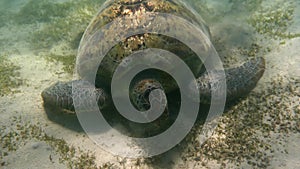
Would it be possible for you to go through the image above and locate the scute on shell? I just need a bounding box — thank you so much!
[76,0,212,91]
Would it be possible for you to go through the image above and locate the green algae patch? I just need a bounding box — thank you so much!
[0,54,23,96]
[181,75,300,168]
[14,0,72,24]
[0,10,11,28]
[44,53,76,75]
[0,116,114,169]
[30,0,102,49]
[248,1,300,40]
[230,0,263,12]
[189,0,263,22]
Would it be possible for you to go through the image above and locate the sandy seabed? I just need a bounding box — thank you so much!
[0,0,299,168]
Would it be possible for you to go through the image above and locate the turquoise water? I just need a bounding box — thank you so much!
[0,0,299,168]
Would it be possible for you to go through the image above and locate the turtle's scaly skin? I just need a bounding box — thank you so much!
[42,0,265,114]
[196,57,265,104]
[41,80,108,111]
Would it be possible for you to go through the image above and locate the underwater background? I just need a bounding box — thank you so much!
[0,0,299,168]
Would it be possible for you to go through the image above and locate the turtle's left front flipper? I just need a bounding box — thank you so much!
[41,80,108,111]
[196,57,265,103]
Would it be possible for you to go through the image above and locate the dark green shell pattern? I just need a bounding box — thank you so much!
[76,0,211,92]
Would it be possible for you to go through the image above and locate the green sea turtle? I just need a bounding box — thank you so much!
[41,0,265,119]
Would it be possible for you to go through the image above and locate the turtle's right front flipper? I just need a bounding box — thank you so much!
[196,57,265,103]
[41,80,108,111]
